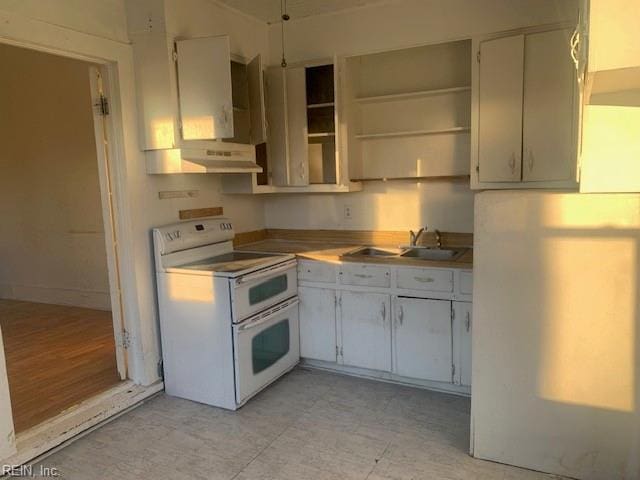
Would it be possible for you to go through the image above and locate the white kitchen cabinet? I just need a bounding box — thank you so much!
[339,291,391,372]
[477,34,524,183]
[298,287,337,362]
[175,36,234,140]
[473,27,578,189]
[452,301,472,386]
[393,297,453,383]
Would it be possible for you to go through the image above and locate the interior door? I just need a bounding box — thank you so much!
[478,34,524,182]
[522,29,576,182]
[298,287,337,362]
[394,297,452,383]
[247,54,267,145]
[175,36,234,140]
[340,291,391,371]
[452,301,472,386]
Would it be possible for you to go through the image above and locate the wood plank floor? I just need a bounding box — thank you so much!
[36,368,563,479]
[0,299,121,433]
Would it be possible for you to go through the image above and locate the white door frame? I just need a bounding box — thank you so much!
[0,9,155,460]
[89,66,128,379]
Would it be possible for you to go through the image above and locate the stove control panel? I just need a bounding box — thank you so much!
[154,218,235,255]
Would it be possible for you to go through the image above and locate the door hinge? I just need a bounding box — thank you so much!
[95,94,110,116]
[157,360,164,378]
[451,307,455,321]
[476,50,481,63]
[452,364,456,377]
[172,49,178,62]
[121,329,131,350]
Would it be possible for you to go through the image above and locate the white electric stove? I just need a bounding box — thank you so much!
[153,218,299,410]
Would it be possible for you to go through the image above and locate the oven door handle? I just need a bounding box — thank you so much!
[235,259,297,286]
[238,298,299,331]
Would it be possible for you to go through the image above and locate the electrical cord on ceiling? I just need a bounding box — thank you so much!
[280,0,289,67]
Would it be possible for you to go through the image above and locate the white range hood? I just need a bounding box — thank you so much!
[146,147,263,174]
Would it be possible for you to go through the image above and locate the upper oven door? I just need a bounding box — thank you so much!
[231,259,298,322]
[233,297,300,405]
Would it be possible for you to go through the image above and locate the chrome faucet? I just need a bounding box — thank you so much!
[409,227,426,246]
[434,229,442,249]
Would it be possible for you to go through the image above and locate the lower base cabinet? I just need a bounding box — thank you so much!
[393,297,453,383]
[297,259,472,393]
[298,286,337,362]
[339,291,392,372]
[452,301,472,386]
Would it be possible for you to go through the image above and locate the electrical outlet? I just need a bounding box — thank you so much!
[344,205,353,220]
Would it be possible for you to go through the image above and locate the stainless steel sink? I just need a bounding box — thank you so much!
[400,247,461,260]
[344,247,402,258]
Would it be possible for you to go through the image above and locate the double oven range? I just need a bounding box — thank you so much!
[153,218,299,410]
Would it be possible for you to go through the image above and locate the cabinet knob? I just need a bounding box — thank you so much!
[508,153,516,174]
[527,148,534,172]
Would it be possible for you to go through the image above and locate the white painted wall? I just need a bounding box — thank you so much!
[265,181,474,232]
[472,191,640,480]
[262,0,578,233]
[0,43,111,310]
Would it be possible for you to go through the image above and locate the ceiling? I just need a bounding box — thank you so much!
[217,0,396,24]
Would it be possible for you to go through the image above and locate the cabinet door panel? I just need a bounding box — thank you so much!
[299,287,336,362]
[478,35,524,182]
[286,67,309,186]
[247,55,267,145]
[266,67,289,185]
[522,29,576,182]
[452,301,472,386]
[340,291,391,371]
[176,36,233,140]
[394,297,452,382]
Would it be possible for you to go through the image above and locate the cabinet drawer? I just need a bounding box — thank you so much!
[298,260,336,284]
[340,263,391,288]
[459,271,473,295]
[397,267,453,292]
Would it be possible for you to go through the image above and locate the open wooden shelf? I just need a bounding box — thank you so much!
[350,174,470,182]
[355,126,470,139]
[355,86,471,104]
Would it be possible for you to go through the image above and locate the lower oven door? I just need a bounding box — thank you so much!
[233,297,300,406]
[231,259,298,322]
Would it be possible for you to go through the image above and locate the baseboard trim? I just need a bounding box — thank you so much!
[0,284,111,311]
[301,359,471,397]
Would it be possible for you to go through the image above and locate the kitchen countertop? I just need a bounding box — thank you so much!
[236,239,473,269]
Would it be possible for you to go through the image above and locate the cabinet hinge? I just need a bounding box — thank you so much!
[121,329,131,350]
[95,94,110,116]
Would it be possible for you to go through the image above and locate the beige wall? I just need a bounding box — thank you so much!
[0,43,111,310]
[262,0,578,233]
[472,191,640,479]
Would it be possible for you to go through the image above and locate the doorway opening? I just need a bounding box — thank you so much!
[0,42,126,434]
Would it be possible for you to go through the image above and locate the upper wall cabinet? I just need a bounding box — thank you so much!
[472,27,578,189]
[222,59,362,194]
[129,30,266,174]
[343,41,472,182]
